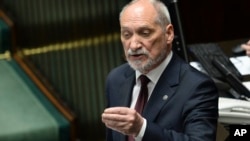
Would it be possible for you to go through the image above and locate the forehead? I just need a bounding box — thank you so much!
[120,2,158,27]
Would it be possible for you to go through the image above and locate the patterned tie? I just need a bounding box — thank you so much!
[128,75,150,141]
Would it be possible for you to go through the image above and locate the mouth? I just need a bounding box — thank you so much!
[129,54,145,60]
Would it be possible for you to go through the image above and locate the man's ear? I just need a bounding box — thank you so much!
[165,24,174,44]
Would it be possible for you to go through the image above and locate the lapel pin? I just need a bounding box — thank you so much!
[162,95,168,101]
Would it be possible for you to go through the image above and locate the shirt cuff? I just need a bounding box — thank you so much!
[134,118,147,141]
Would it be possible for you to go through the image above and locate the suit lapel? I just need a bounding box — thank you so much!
[119,72,135,107]
[143,54,181,121]
[143,83,175,121]
[115,67,135,141]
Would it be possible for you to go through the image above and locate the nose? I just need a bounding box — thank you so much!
[130,36,141,51]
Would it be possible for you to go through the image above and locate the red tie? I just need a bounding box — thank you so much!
[134,75,150,114]
[128,75,150,141]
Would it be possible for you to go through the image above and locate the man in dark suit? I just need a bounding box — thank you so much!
[101,0,219,141]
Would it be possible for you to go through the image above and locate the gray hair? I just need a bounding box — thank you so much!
[119,0,172,28]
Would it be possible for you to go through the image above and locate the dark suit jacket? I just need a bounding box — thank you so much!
[105,53,219,141]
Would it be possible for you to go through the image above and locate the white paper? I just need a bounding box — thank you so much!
[243,81,250,91]
[230,56,250,75]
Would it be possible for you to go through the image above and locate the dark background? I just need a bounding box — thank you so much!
[179,0,250,44]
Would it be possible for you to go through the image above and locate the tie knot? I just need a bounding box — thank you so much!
[139,75,150,86]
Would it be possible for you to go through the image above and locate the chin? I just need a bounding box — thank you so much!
[128,60,151,73]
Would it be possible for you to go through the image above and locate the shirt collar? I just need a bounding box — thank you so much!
[136,51,173,84]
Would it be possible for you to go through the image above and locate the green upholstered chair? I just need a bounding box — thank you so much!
[0,59,70,141]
